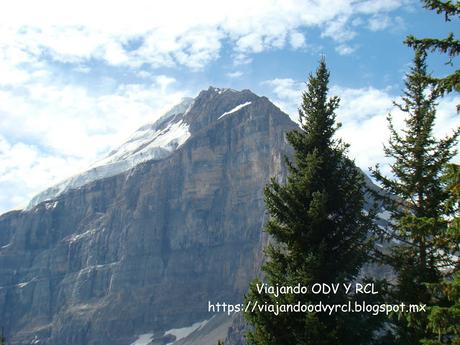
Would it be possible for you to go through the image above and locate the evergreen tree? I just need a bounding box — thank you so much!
[244,59,380,345]
[423,164,460,345]
[405,1,459,102]
[425,273,460,345]
[371,49,459,345]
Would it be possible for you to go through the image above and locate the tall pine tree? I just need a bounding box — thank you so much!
[423,164,460,345]
[372,49,459,345]
[244,59,380,345]
[405,1,459,104]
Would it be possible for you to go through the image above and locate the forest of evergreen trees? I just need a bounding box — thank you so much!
[244,1,459,344]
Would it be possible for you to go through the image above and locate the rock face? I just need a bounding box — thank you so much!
[0,87,296,345]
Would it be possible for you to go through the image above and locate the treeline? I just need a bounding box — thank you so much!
[244,1,459,345]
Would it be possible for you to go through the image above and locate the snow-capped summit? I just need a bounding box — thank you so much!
[27,98,195,209]
[93,97,194,168]
[206,86,237,95]
[1,84,301,345]
[27,88,260,209]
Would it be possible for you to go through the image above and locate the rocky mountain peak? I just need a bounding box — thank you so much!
[184,86,260,133]
[0,84,389,345]
[26,87,268,209]
[0,86,297,345]
[146,96,194,130]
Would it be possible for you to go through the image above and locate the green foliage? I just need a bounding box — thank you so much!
[423,273,460,345]
[442,164,460,250]
[244,59,380,345]
[405,1,460,105]
[421,164,460,345]
[419,1,460,21]
[371,50,459,345]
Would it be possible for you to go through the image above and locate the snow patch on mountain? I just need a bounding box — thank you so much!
[95,119,190,167]
[95,97,194,167]
[26,89,258,210]
[209,86,236,95]
[27,98,194,209]
[130,333,154,345]
[218,101,252,120]
[17,277,38,288]
[164,318,211,344]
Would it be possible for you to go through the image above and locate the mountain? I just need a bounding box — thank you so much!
[27,97,195,209]
[0,87,297,345]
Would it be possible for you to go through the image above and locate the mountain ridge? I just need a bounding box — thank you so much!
[26,87,265,210]
[0,86,296,345]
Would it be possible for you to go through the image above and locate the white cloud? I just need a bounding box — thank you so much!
[337,91,460,176]
[368,14,393,31]
[368,14,406,31]
[0,75,187,213]
[0,0,410,72]
[265,78,460,178]
[433,96,460,142]
[321,15,357,42]
[0,0,415,214]
[227,71,243,79]
[289,31,306,49]
[335,44,357,55]
[332,86,398,173]
[0,135,85,211]
[263,78,303,117]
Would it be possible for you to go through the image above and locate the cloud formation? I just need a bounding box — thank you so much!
[264,78,460,177]
[0,75,187,213]
[1,0,410,72]
[0,0,414,213]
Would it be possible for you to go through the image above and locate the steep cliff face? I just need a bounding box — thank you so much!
[0,87,296,345]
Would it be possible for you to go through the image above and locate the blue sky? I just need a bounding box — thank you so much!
[0,0,459,214]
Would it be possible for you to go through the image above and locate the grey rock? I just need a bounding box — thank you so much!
[0,88,294,345]
[0,87,390,345]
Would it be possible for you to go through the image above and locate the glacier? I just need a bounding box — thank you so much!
[27,97,194,209]
[26,88,257,210]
